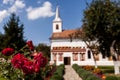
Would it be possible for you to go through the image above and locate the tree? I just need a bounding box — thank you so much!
[0,33,4,51]
[82,0,120,74]
[70,24,99,68]
[1,13,26,51]
[35,43,50,60]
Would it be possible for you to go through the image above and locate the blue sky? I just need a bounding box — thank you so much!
[0,0,91,45]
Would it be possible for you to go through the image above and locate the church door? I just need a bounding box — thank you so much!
[64,57,71,65]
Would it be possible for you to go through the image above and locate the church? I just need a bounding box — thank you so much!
[49,7,114,66]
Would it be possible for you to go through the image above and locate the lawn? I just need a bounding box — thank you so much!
[98,66,114,74]
[98,66,120,79]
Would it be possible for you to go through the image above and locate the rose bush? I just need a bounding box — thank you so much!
[0,40,48,80]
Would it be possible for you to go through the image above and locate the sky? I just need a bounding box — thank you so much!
[0,0,92,45]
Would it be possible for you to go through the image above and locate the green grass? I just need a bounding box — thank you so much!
[98,66,114,74]
[98,66,120,79]
[98,66,114,69]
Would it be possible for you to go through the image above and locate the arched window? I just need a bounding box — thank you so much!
[56,24,59,30]
[88,50,91,59]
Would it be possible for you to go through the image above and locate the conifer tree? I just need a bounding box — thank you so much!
[1,13,26,50]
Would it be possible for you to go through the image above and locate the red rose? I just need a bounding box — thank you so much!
[2,48,14,56]
[26,40,34,51]
[11,53,35,74]
[22,61,34,74]
[34,52,47,68]
[34,63,40,73]
[11,53,28,69]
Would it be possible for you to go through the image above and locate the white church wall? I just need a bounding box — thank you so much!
[96,61,114,66]
[51,39,87,48]
[57,61,63,65]
[99,53,109,61]
[55,53,114,66]
[57,61,114,66]
[50,39,113,66]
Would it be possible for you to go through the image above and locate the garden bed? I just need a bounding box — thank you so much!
[79,65,120,80]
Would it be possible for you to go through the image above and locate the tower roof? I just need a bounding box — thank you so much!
[53,6,62,21]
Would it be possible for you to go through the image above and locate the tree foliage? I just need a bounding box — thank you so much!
[35,43,50,59]
[0,13,26,51]
[83,0,120,57]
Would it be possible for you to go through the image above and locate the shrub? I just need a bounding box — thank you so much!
[117,77,120,80]
[72,64,80,71]
[0,40,48,80]
[72,64,102,80]
[105,76,118,80]
[80,71,93,80]
[50,74,62,80]
[50,64,64,80]
[55,69,63,77]
[86,75,101,80]
[0,76,6,80]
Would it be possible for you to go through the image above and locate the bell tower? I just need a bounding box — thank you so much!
[53,6,62,33]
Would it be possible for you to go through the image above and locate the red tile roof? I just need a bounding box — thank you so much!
[50,29,82,39]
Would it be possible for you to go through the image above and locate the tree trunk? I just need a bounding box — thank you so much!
[84,41,98,68]
[110,40,117,61]
[93,53,97,68]
[110,40,120,74]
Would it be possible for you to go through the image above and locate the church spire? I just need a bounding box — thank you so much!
[54,6,61,21]
[52,6,62,33]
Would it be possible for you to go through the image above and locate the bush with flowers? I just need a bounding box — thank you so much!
[93,68,103,75]
[82,65,94,71]
[0,40,48,80]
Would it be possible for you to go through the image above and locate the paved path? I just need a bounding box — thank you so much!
[63,65,82,80]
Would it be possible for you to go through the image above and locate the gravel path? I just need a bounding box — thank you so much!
[63,65,82,80]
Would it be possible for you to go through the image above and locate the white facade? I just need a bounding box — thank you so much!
[50,7,114,66]
[50,39,113,66]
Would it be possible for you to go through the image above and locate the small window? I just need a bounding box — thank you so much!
[81,53,85,61]
[88,50,91,59]
[56,24,59,30]
[73,53,78,61]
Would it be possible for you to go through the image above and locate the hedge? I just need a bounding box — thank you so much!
[50,64,64,80]
[72,64,101,80]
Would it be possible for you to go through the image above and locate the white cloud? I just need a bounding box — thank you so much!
[0,0,25,23]
[3,0,14,5]
[26,1,55,20]
[8,0,26,13]
[0,10,9,22]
